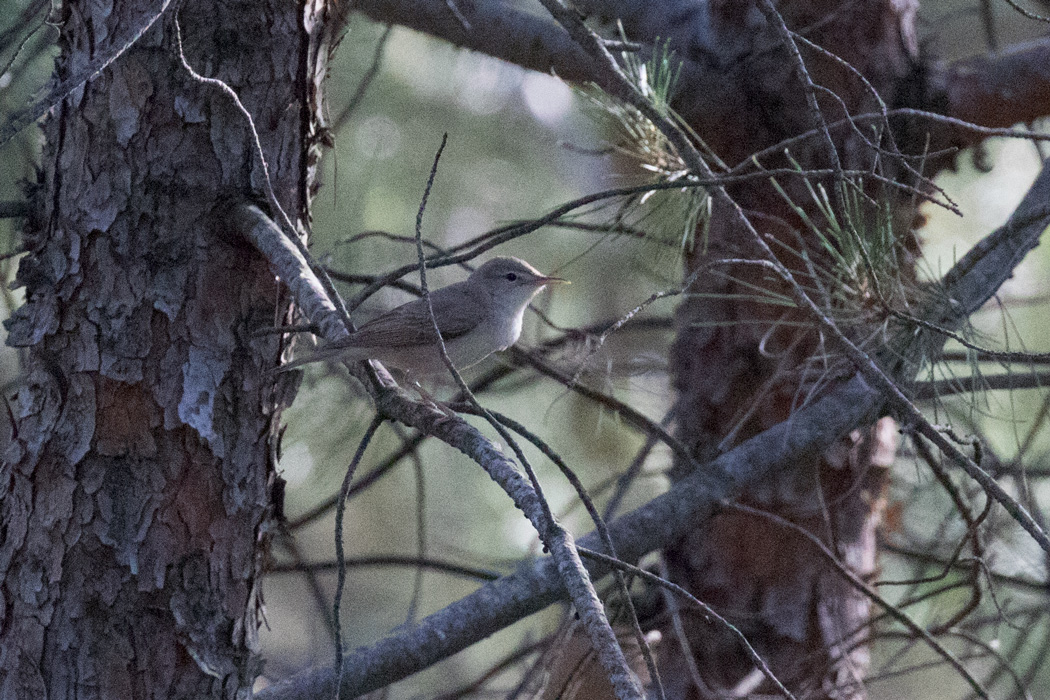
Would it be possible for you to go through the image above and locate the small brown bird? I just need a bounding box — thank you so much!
[282,257,567,378]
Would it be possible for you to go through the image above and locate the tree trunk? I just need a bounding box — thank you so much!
[661,2,920,698]
[0,1,325,697]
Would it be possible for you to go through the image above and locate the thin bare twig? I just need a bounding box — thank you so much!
[333,25,393,133]
[731,503,991,698]
[453,404,665,699]
[333,414,385,698]
[412,135,643,700]
[578,547,797,699]
[0,0,176,147]
[266,554,500,581]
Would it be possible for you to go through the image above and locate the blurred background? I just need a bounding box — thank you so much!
[1,1,1049,697]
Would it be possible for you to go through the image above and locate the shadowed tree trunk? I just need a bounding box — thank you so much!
[0,0,325,697]
[659,3,920,697]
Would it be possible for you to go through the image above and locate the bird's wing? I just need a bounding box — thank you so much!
[338,284,484,349]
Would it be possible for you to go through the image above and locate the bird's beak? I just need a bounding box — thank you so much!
[537,275,569,285]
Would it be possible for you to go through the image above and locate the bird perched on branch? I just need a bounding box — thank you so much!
[281,256,567,379]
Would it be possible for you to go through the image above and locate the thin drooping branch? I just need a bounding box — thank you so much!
[253,157,1050,700]
[729,503,990,699]
[332,414,386,694]
[0,0,177,148]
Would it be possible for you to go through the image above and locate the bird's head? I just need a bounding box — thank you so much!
[471,257,568,313]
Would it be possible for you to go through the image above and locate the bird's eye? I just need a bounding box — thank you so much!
[505,272,518,281]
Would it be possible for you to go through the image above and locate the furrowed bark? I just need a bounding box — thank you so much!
[0,0,326,697]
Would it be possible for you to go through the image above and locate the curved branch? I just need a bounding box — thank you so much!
[351,0,598,82]
[937,36,1050,132]
[355,0,1050,164]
